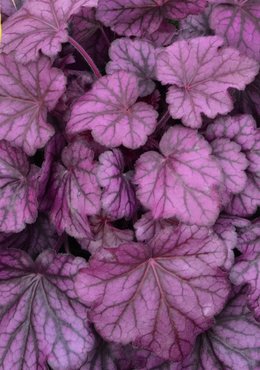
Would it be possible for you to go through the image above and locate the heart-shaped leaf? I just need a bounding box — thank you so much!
[67,71,158,149]
[76,225,230,361]
[1,0,98,63]
[134,126,222,226]
[156,36,259,128]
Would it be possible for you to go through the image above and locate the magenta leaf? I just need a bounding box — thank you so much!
[205,114,257,151]
[175,286,260,369]
[75,225,230,361]
[144,20,177,47]
[156,36,259,128]
[210,0,260,61]
[1,0,97,63]
[0,140,39,233]
[134,212,178,242]
[67,71,158,149]
[106,38,156,97]
[96,0,206,37]
[0,249,94,369]
[225,130,260,217]
[230,220,260,320]
[49,140,101,238]
[0,54,66,155]
[0,213,59,258]
[211,138,248,194]
[78,214,134,256]
[97,149,137,219]
[178,8,211,40]
[134,126,222,226]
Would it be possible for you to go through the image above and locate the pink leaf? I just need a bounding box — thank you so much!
[0,140,38,233]
[49,140,101,238]
[230,222,260,318]
[0,54,66,155]
[97,150,137,219]
[134,126,222,226]
[0,249,94,369]
[96,0,206,37]
[107,38,156,97]
[134,212,178,242]
[75,225,230,361]
[177,286,260,369]
[210,0,260,61]
[205,114,257,151]
[78,214,134,256]
[211,138,248,194]
[1,0,97,63]
[67,71,158,149]
[0,213,60,258]
[156,36,259,128]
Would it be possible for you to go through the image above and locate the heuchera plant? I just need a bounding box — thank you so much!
[0,0,259,369]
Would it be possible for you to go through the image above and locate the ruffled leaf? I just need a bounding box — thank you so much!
[0,54,66,155]
[0,249,94,370]
[1,0,97,62]
[156,36,259,128]
[134,126,222,226]
[67,71,158,149]
[0,140,38,233]
[76,225,230,361]
[97,150,137,220]
[49,140,101,238]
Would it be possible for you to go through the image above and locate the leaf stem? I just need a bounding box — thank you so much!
[158,110,171,128]
[68,36,102,79]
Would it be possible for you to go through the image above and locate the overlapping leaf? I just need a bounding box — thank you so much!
[67,71,158,149]
[134,126,222,225]
[0,54,66,155]
[1,0,98,63]
[0,140,39,233]
[156,36,259,128]
[106,38,156,97]
[0,249,94,370]
[0,213,60,258]
[78,214,134,256]
[210,0,260,61]
[230,220,260,320]
[76,225,231,361]
[49,140,101,238]
[97,150,137,219]
[176,286,260,369]
[96,0,206,37]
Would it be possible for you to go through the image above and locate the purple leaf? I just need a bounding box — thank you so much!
[1,0,97,63]
[211,138,248,194]
[156,36,259,128]
[210,0,260,61]
[0,249,94,369]
[78,214,134,256]
[106,38,156,97]
[134,212,178,242]
[49,140,101,238]
[0,54,66,155]
[134,126,222,226]
[75,225,230,361]
[177,285,260,369]
[230,220,260,319]
[178,7,212,40]
[236,73,260,122]
[205,114,257,151]
[96,0,206,37]
[0,213,60,258]
[97,149,138,219]
[67,71,158,149]
[0,140,39,233]
[144,20,177,47]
